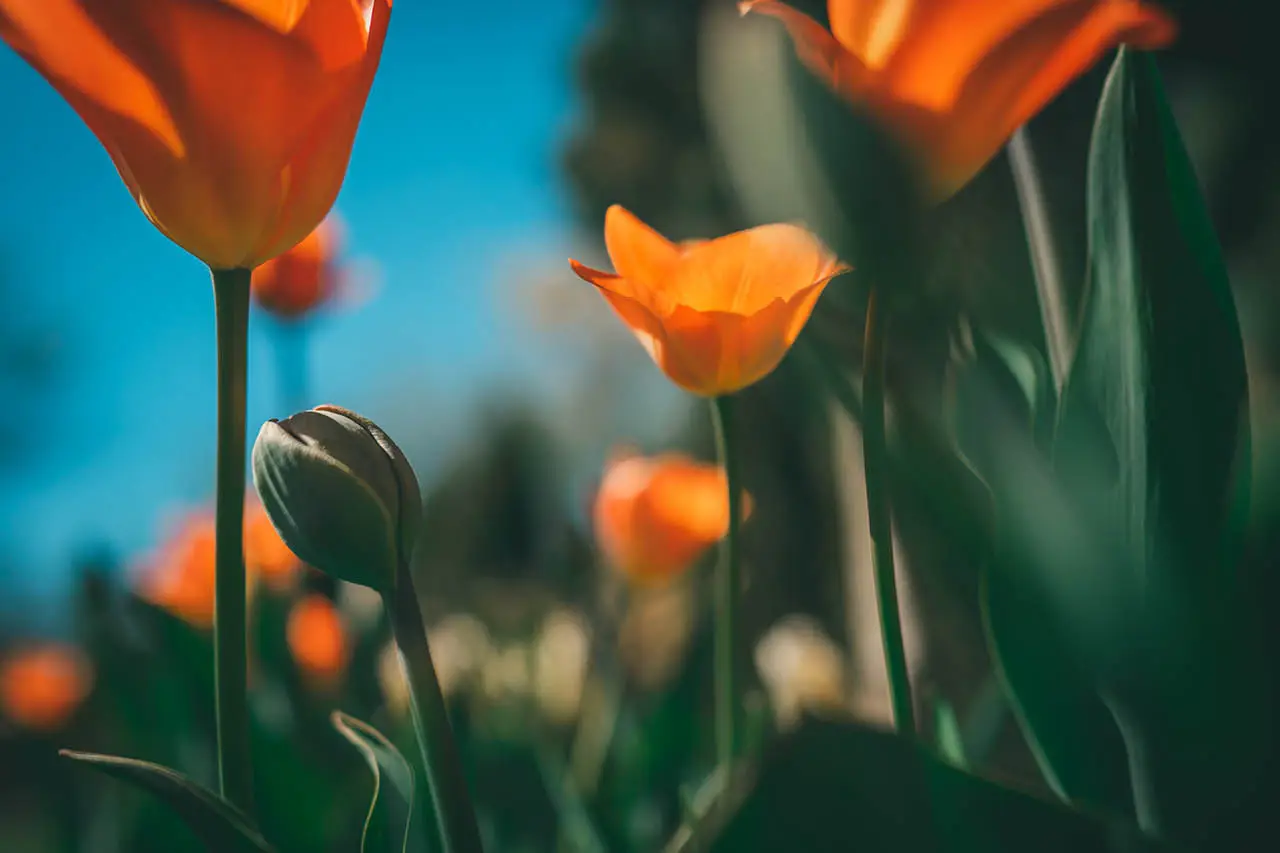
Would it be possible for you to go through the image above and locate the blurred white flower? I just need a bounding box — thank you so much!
[754,615,849,730]
[532,608,592,725]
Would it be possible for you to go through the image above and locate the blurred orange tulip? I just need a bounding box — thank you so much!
[138,511,219,628]
[742,0,1176,196]
[287,593,350,688]
[244,501,302,590]
[0,0,392,269]
[0,644,94,732]
[570,206,846,396]
[252,217,342,320]
[594,450,746,584]
[139,500,300,626]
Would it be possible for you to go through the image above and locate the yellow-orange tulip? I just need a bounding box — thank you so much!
[594,450,744,584]
[286,593,350,688]
[0,0,392,269]
[570,206,847,396]
[0,644,94,732]
[252,217,342,320]
[742,0,1176,196]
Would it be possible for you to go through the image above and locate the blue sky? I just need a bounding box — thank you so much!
[0,0,612,619]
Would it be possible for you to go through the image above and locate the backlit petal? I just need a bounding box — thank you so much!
[603,205,681,302]
[669,223,845,315]
[928,0,1176,193]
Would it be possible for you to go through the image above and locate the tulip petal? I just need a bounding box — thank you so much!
[247,0,392,265]
[571,260,712,393]
[668,223,845,315]
[603,205,682,302]
[928,0,1176,193]
[840,0,1080,109]
[741,1,871,96]
[0,0,183,156]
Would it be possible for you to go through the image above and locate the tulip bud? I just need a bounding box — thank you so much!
[252,405,421,592]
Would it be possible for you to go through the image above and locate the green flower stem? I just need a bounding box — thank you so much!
[210,267,254,814]
[386,562,485,853]
[862,287,916,735]
[709,394,743,767]
[1008,127,1071,389]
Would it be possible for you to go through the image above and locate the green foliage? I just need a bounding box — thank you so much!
[682,718,1176,853]
[60,751,274,852]
[333,712,417,853]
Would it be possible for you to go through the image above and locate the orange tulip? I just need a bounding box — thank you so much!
[286,593,350,688]
[138,500,298,626]
[742,0,1176,196]
[244,500,302,590]
[0,1,392,270]
[252,217,342,320]
[0,644,94,732]
[570,206,847,396]
[594,450,746,584]
[137,511,219,628]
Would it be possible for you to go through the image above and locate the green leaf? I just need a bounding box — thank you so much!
[332,711,416,853]
[1050,46,1262,844]
[60,751,273,852]
[1063,45,1249,626]
[694,718,1178,853]
[948,326,1136,816]
[933,700,967,770]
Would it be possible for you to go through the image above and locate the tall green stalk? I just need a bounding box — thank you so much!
[210,267,254,813]
[861,287,916,735]
[709,395,743,767]
[1008,127,1071,389]
[386,562,485,853]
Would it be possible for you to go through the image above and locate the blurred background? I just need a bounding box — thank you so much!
[1,0,1278,850]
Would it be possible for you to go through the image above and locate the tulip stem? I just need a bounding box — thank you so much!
[1008,127,1071,390]
[386,563,485,853]
[210,267,254,814]
[862,287,915,736]
[709,394,743,768]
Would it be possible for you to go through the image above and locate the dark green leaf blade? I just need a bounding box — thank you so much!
[1054,47,1265,844]
[1064,46,1249,604]
[949,332,1136,816]
[698,717,1178,853]
[60,751,273,852]
[332,711,416,853]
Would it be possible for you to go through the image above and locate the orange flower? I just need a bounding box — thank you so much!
[138,500,298,626]
[0,1,392,270]
[244,501,302,590]
[0,644,94,732]
[137,511,219,628]
[742,0,1176,196]
[252,217,342,320]
[594,451,746,584]
[286,593,350,688]
[570,206,847,396]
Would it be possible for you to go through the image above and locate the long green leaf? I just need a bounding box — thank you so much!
[332,711,416,853]
[949,331,1136,816]
[1054,47,1260,843]
[60,751,273,852]
[692,717,1179,853]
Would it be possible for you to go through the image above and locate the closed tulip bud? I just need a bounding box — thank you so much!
[252,405,421,592]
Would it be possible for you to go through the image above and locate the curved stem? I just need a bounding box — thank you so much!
[710,395,742,767]
[386,563,485,853]
[211,267,254,813]
[862,287,916,735]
